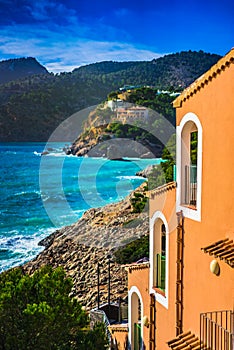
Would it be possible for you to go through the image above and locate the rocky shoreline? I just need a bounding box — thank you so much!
[23,183,149,310]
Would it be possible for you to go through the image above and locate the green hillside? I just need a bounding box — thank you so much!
[0,57,48,84]
[0,50,221,142]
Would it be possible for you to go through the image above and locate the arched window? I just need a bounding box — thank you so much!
[128,287,144,350]
[156,224,166,291]
[176,113,202,221]
[181,121,198,207]
[150,212,169,309]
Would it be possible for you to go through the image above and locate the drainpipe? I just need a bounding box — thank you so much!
[176,211,184,336]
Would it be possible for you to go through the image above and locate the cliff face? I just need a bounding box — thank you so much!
[66,104,164,159]
[68,129,162,159]
[23,184,149,310]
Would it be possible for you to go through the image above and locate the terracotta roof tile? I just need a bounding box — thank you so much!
[150,181,176,199]
[201,238,234,268]
[173,48,234,108]
[108,324,128,332]
[167,331,208,349]
[124,262,150,272]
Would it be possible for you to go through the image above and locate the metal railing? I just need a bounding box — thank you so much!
[184,165,197,206]
[156,253,165,291]
[200,310,234,350]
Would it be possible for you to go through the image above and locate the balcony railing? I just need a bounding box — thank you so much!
[200,310,234,350]
[134,323,142,350]
[156,253,165,291]
[184,165,197,206]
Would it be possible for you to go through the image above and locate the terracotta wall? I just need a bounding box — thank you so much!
[148,61,234,348]
[176,63,234,239]
[175,62,234,333]
[150,188,178,348]
[128,266,150,349]
[109,328,129,350]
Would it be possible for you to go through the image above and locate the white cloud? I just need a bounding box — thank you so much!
[45,41,164,73]
[0,23,164,73]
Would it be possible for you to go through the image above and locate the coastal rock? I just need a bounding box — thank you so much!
[136,164,158,177]
[23,184,149,310]
[66,109,163,159]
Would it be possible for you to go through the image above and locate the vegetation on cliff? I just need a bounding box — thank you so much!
[68,86,176,158]
[118,86,175,125]
[0,265,108,349]
[113,235,149,264]
[130,189,148,213]
[0,50,220,141]
[147,133,176,189]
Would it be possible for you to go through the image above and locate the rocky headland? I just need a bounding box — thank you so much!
[65,125,162,159]
[64,105,163,159]
[23,183,149,310]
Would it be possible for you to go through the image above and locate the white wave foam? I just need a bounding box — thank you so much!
[14,190,41,197]
[33,151,41,156]
[45,152,66,157]
[116,175,145,180]
[0,227,55,272]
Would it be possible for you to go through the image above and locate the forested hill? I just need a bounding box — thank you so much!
[0,57,49,84]
[0,50,221,142]
[73,50,220,88]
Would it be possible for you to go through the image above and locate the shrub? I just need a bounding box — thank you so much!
[0,266,108,350]
[114,235,149,264]
[130,192,148,213]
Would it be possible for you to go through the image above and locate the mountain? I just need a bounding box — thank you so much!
[0,57,49,84]
[73,50,220,89]
[0,50,221,142]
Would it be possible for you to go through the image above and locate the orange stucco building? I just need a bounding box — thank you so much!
[110,48,234,349]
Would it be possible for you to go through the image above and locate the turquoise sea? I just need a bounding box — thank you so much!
[0,143,160,272]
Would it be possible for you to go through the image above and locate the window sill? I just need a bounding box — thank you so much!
[181,203,197,210]
[177,203,201,222]
[153,287,166,297]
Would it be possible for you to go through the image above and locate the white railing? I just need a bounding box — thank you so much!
[184,165,197,206]
[200,310,234,350]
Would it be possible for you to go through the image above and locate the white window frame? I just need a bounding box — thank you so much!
[149,211,169,309]
[176,112,203,221]
[128,286,144,350]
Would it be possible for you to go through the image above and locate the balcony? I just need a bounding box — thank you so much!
[184,165,197,207]
[156,253,165,292]
[200,310,234,350]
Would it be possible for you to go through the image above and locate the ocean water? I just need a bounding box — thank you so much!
[0,143,160,272]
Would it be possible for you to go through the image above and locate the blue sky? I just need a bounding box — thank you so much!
[0,0,233,72]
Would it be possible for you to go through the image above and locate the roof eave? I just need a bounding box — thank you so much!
[173,48,234,109]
